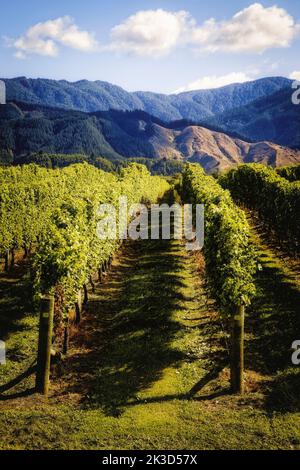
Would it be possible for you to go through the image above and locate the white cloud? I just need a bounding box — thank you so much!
[192,3,300,53]
[290,71,300,81]
[107,3,299,57]
[10,16,99,58]
[173,72,253,93]
[109,9,194,57]
[7,4,300,60]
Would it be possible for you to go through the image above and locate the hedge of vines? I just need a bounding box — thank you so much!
[181,164,256,315]
[0,163,169,316]
[219,164,300,252]
[276,163,300,182]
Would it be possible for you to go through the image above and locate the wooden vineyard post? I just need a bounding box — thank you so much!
[83,284,88,305]
[23,244,29,259]
[35,294,54,396]
[63,323,69,355]
[75,290,83,324]
[89,275,95,293]
[230,305,245,394]
[10,248,15,270]
[4,250,9,272]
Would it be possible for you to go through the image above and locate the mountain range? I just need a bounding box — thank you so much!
[1,101,299,173]
[0,75,299,171]
[2,76,292,123]
[205,87,300,148]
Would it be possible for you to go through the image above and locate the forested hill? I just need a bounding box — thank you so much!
[205,87,300,149]
[2,76,291,122]
[1,101,299,173]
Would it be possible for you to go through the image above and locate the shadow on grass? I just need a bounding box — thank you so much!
[0,362,36,395]
[0,266,33,342]
[60,212,231,413]
[62,238,193,416]
[247,253,300,375]
[246,249,300,412]
[0,363,36,401]
[263,368,300,412]
[187,366,227,398]
[0,260,37,397]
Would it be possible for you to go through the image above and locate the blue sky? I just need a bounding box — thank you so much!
[0,0,299,93]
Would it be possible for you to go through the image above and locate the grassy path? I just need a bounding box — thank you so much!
[53,235,227,413]
[244,212,300,412]
[0,258,38,399]
[0,212,300,449]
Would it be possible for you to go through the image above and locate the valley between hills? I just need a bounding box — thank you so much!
[0,76,299,172]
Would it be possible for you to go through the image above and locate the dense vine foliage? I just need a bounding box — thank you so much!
[181,164,256,315]
[276,164,300,182]
[220,164,300,252]
[0,163,169,315]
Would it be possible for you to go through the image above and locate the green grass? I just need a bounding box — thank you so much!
[1,404,300,450]
[0,209,300,450]
[244,216,300,413]
[0,263,38,398]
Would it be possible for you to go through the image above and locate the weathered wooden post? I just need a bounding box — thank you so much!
[89,275,95,292]
[75,289,83,324]
[83,283,88,305]
[23,244,29,259]
[230,305,245,394]
[4,250,9,272]
[10,248,15,270]
[63,322,69,354]
[98,267,103,282]
[36,294,54,396]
